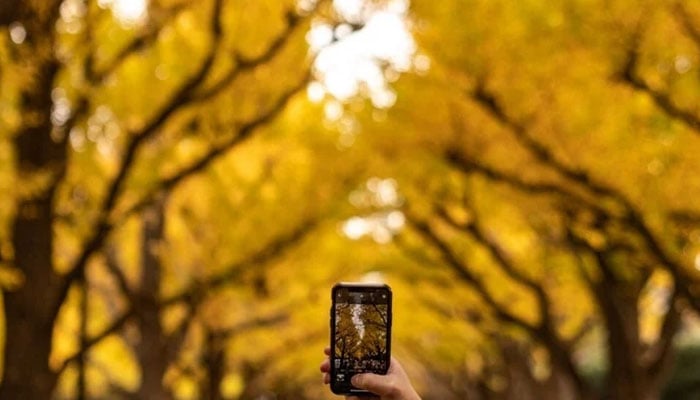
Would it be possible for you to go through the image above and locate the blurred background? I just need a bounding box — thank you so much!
[1,0,700,399]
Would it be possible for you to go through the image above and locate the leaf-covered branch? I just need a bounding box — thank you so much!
[405,211,538,333]
[406,208,594,397]
[670,209,700,226]
[469,85,625,200]
[207,311,289,339]
[457,83,700,315]
[435,204,554,331]
[617,33,700,133]
[54,213,318,377]
[444,149,606,216]
[56,306,135,375]
[193,10,306,103]
[87,4,189,84]
[125,71,311,221]
[161,216,319,308]
[564,221,681,384]
[675,3,700,53]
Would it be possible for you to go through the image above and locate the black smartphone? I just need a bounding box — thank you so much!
[330,282,392,396]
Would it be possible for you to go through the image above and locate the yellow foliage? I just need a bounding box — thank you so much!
[2,0,700,398]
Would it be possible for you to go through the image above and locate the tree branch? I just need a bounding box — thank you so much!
[644,288,681,377]
[404,211,537,333]
[88,4,189,84]
[444,149,606,215]
[57,0,226,315]
[470,85,626,200]
[125,71,311,220]
[406,209,593,396]
[57,14,311,308]
[459,82,700,315]
[669,209,700,226]
[435,204,554,331]
[161,215,319,308]
[104,245,134,300]
[625,207,700,312]
[56,307,134,375]
[192,10,306,103]
[616,30,700,133]
[209,311,289,339]
[675,3,700,52]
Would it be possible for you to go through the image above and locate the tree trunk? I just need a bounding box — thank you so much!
[1,205,59,398]
[202,331,226,400]
[602,290,662,400]
[2,159,62,400]
[1,2,64,397]
[0,0,24,26]
[499,340,539,400]
[499,339,580,400]
[135,198,172,400]
[594,266,665,400]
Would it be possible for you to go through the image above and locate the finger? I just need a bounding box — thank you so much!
[324,347,331,356]
[351,373,395,396]
[320,358,330,373]
[324,372,330,385]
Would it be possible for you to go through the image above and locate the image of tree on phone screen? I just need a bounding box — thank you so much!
[333,296,389,384]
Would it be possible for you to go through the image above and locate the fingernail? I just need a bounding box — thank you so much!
[351,375,362,386]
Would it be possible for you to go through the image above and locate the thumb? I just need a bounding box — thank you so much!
[352,373,396,396]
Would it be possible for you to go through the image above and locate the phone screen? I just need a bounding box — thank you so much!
[330,283,392,395]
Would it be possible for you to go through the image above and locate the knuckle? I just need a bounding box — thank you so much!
[386,379,401,396]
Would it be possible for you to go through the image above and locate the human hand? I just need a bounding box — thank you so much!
[320,347,422,400]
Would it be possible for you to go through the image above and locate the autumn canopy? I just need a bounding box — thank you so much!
[1,0,700,399]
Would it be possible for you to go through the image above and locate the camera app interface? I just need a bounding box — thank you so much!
[333,288,390,387]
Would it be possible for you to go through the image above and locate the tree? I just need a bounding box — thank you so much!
[333,0,700,398]
[0,0,337,397]
[358,303,388,363]
[334,302,361,365]
[6,0,700,398]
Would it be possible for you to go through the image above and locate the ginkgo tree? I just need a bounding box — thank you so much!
[5,0,700,399]
[340,0,700,399]
[0,0,375,398]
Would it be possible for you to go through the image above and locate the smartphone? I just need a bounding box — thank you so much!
[330,282,392,396]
